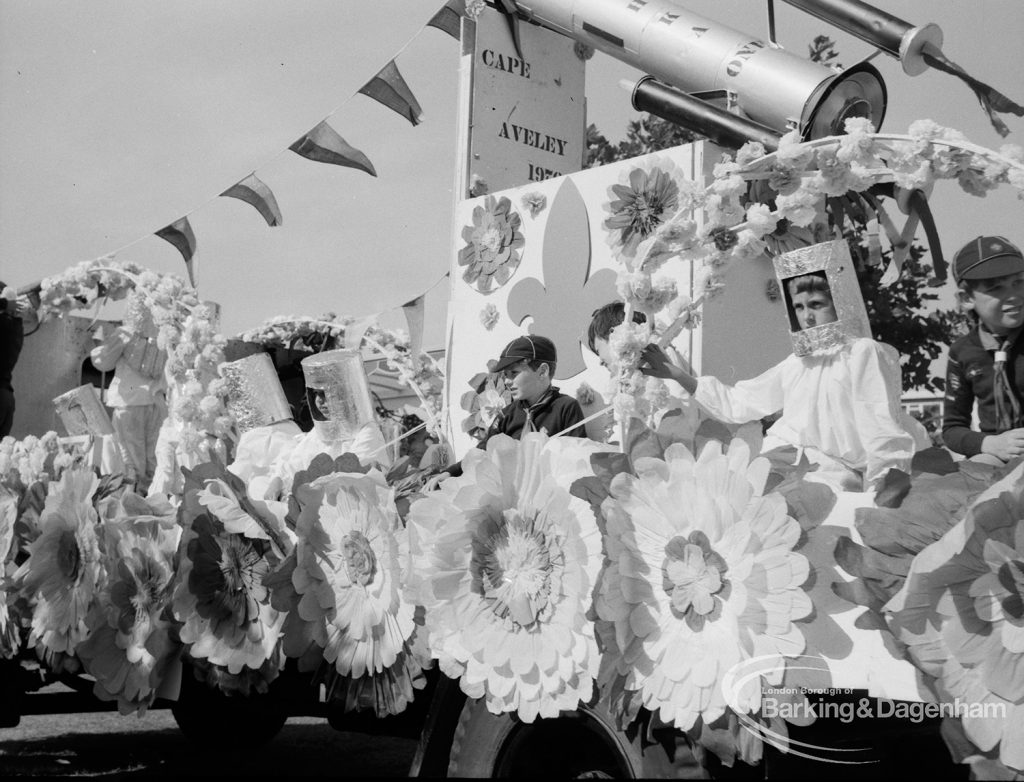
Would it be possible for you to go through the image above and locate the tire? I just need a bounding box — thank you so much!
[171,667,288,747]
[447,696,708,779]
[0,658,23,728]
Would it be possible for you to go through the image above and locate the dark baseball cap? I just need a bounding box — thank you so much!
[952,235,1024,283]
[492,335,557,373]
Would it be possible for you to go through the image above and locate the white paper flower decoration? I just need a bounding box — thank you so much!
[77,493,181,715]
[885,462,1024,775]
[288,468,428,716]
[15,468,104,655]
[406,433,606,722]
[595,439,811,731]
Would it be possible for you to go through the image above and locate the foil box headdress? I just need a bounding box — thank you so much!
[773,239,871,357]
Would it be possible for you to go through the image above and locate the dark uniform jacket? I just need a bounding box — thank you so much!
[943,324,1024,456]
[478,385,587,445]
[446,386,587,477]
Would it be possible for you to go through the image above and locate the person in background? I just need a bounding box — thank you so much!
[942,236,1024,463]
[586,300,701,442]
[0,283,24,438]
[90,291,167,493]
[587,301,649,371]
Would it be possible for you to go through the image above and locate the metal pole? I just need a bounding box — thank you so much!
[777,0,943,75]
[629,77,781,151]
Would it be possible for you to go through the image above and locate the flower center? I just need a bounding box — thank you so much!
[57,530,81,580]
[631,195,655,224]
[342,531,377,587]
[663,531,729,631]
[479,225,503,254]
[220,537,263,594]
[997,559,1024,620]
[472,511,557,629]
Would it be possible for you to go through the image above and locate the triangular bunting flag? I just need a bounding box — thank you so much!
[155,217,197,287]
[220,174,283,227]
[427,1,461,39]
[402,294,426,363]
[289,121,377,177]
[358,60,424,126]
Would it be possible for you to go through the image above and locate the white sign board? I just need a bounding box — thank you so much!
[468,10,586,192]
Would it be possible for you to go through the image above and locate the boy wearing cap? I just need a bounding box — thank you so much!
[482,334,587,443]
[434,335,586,481]
[943,235,1024,462]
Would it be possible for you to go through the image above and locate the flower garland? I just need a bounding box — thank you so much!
[0,432,79,491]
[605,120,1024,427]
[37,260,229,454]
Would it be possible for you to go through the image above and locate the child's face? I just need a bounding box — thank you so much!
[592,337,615,370]
[502,360,549,404]
[790,290,837,330]
[961,272,1024,334]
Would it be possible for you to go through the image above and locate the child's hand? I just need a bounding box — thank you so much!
[639,344,677,379]
[981,429,1024,461]
[640,344,698,394]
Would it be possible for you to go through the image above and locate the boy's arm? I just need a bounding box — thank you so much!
[640,344,697,394]
[941,351,986,457]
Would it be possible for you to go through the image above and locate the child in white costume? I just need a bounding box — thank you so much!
[641,240,928,492]
[90,292,167,493]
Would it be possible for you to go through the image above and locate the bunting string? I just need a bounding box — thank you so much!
[27,1,461,293]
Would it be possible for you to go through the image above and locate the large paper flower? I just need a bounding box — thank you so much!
[460,368,511,441]
[287,468,428,716]
[595,440,811,734]
[0,487,20,657]
[14,468,104,656]
[885,462,1024,775]
[77,492,181,715]
[172,461,288,688]
[604,166,679,258]
[406,433,606,722]
[834,457,1000,615]
[458,195,524,294]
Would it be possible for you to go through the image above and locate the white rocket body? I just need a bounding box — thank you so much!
[517,0,885,136]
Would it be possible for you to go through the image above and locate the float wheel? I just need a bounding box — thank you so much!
[446,696,708,779]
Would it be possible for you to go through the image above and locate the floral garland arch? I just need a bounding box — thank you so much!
[605,119,1024,425]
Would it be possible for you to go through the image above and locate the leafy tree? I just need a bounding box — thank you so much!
[586,35,966,398]
[586,117,700,168]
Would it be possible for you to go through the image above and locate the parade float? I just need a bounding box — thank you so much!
[3,0,1024,779]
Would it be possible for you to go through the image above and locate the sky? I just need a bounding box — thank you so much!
[1,0,1022,351]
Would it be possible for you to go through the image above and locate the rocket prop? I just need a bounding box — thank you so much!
[502,0,1022,138]
[509,0,886,140]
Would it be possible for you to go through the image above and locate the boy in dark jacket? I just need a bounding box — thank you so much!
[480,335,587,443]
[440,336,586,480]
[943,235,1024,462]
